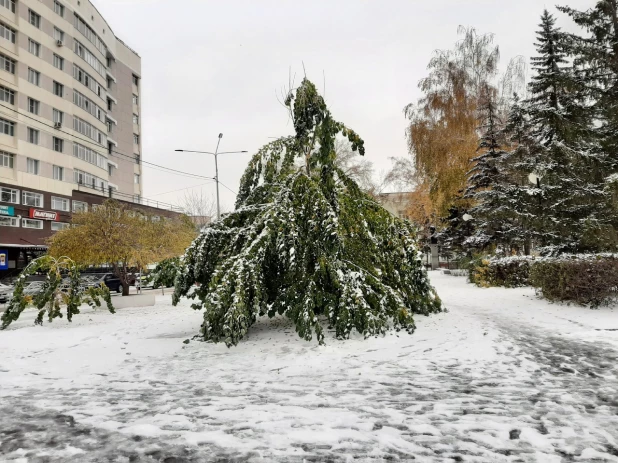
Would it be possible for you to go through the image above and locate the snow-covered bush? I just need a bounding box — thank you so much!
[1,256,114,329]
[530,254,618,308]
[172,79,442,346]
[470,253,618,307]
[469,255,532,288]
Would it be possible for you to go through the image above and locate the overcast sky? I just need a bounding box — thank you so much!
[94,0,592,212]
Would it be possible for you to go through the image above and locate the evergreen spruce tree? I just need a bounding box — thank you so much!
[498,95,542,254]
[524,10,604,253]
[463,91,511,251]
[173,79,442,346]
[558,0,618,249]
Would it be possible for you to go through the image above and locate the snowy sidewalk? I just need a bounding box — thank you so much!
[0,273,617,462]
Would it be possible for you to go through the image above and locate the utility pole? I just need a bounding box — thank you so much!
[214,133,222,220]
[175,137,247,221]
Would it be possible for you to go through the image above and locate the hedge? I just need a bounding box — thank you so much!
[470,253,618,307]
[529,255,618,308]
[469,255,532,288]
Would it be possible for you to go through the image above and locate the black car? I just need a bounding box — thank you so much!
[83,273,123,293]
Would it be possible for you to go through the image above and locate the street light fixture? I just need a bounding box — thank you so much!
[175,134,248,221]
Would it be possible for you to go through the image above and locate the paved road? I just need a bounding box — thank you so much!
[0,273,617,462]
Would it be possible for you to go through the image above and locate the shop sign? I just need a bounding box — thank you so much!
[0,205,14,216]
[0,249,7,270]
[29,209,59,221]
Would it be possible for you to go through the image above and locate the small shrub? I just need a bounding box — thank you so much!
[530,254,618,308]
[469,255,532,288]
[468,255,491,287]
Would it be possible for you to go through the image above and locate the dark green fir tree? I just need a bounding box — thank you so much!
[464,91,511,251]
[525,10,605,253]
[172,79,442,346]
[558,0,618,249]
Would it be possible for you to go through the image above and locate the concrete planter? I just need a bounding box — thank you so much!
[111,293,156,309]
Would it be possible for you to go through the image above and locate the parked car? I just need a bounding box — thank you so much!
[82,273,123,293]
[22,281,45,297]
[0,283,13,304]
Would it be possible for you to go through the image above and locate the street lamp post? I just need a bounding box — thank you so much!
[213,133,222,220]
[175,135,247,221]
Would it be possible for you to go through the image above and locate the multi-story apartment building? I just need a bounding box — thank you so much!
[0,0,145,276]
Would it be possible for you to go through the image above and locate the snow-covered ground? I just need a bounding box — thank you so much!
[0,272,617,462]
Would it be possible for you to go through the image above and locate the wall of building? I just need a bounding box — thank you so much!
[0,0,146,277]
[0,0,141,204]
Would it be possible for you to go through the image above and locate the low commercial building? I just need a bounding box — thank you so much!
[0,188,182,278]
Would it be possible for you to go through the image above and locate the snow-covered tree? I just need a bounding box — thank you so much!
[559,0,618,167]
[463,91,510,250]
[497,95,542,254]
[524,10,605,254]
[172,79,442,346]
[558,0,618,249]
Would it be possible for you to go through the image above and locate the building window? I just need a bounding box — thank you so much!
[28,9,41,28]
[22,191,43,207]
[108,163,113,175]
[53,81,64,97]
[53,109,64,125]
[106,77,112,89]
[106,121,112,133]
[26,157,39,174]
[0,23,15,43]
[22,218,43,229]
[28,98,40,115]
[133,114,139,124]
[133,134,139,144]
[134,173,140,184]
[74,13,107,56]
[73,90,104,121]
[74,117,106,146]
[54,1,64,17]
[107,98,112,111]
[28,68,40,86]
[0,186,18,203]
[51,196,69,211]
[53,137,63,152]
[72,200,88,213]
[0,216,18,227]
[53,165,64,181]
[0,117,14,136]
[132,94,138,105]
[132,75,139,86]
[73,64,104,99]
[0,150,13,168]
[0,0,16,14]
[74,143,107,170]
[74,168,107,191]
[0,53,15,74]
[53,54,64,71]
[28,39,41,57]
[53,27,64,42]
[51,222,70,231]
[0,85,14,104]
[27,128,39,145]
[73,39,105,77]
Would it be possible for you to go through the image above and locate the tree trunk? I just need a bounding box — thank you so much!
[113,263,131,297]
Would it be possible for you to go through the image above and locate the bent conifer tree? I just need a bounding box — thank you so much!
[173,79,441,346]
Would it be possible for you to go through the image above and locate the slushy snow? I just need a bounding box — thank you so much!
[0,272,617,462]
